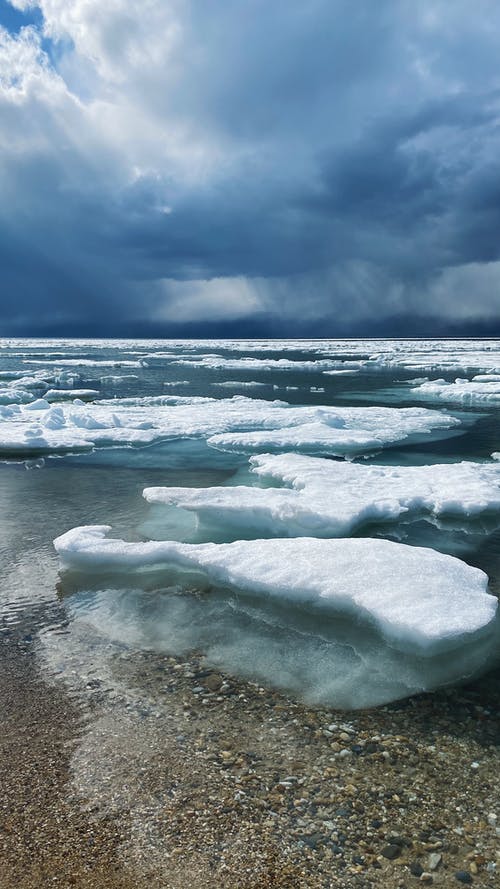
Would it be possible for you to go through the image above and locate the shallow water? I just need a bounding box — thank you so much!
[1,337,500,709]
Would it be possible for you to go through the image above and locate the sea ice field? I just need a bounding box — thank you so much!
[1,337,500,709]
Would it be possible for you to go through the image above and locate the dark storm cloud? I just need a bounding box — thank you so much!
[2,1,500,334]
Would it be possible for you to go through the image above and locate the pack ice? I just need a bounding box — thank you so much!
[54,527,497,658]
[143,454,500,539]
[0,395,460,458]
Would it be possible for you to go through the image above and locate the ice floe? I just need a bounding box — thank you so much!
[54,526,497,656]
[406,377,500,405]
[44,389,99,401]
[323,368,361,375]
[206,406,460,456]
[0,396,460,458]
[211,380,268,388]
[173,356,364,372]
[23,358,144,368]
[143,454,500,539]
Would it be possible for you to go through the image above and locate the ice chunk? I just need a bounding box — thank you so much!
[212,380,268,388]
[100,375,139,384]
[44,389,99,401]
[323,369,361,375]
[0,388,35,405]
[24,398,50,411]
[54,527,497,656]
[143,454,500,539]
[43,407,66,430]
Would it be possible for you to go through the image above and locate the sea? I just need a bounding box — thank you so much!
[1,337,499,711]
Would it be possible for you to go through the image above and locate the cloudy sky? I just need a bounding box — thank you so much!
[1,0,500,337]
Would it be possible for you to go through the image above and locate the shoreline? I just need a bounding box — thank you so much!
[1,617,499,889]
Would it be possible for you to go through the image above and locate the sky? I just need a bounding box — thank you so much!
[1,0,500,337]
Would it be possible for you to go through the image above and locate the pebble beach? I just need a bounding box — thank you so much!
[1,616,499,889]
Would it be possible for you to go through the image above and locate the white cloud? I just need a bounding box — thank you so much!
[154,277,263,323]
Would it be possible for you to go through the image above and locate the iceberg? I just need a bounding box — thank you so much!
[143,453,500,539]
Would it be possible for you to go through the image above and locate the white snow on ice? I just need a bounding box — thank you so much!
[206,405,460,456]
[173,356,364,372]
[143,453,500,539]
[0,396,460,457]
[406,377,500,405]
[53,526,497,655]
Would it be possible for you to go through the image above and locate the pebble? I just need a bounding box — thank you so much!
[381,844,402,860]
[410,861,424,877]
[455,872,473,885]
[428,852,442,871]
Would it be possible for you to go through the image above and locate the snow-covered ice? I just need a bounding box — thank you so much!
[54,526,497,655]
[23,358,144,368]
[211,380,268,388]
[173,356,364,372]
[0,395,460,457]
[406,377,500,405]
[143,453,500,539]
[44,389,99,401]
[206,406,461,456]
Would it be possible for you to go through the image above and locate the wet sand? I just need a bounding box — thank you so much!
[1,614,499,889]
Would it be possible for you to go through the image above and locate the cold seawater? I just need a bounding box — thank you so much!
[1,337,500,710]
[2,338,500,889]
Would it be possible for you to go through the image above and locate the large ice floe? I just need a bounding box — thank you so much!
[53,526,499,708]
[143,454,500,540]
[404,376,500,405]
[0,395,461,458]
[172,356,365,372]
[205,407,461,455]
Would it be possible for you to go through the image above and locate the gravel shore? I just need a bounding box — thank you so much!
[0,619,499,889]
